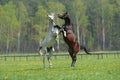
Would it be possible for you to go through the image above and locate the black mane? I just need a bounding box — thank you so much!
[54,25,61,30]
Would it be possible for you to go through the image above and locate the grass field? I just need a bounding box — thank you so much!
[0,53,120,80]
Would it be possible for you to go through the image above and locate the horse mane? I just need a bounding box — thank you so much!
[54,25,61,30]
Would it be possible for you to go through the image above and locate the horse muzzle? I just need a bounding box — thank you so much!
[57,14,64,19]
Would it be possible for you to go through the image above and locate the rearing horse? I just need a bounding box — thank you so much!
[58,12,90,67]
[39,13,61,68]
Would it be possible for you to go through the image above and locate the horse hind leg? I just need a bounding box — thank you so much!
[72,54,77,67]
[43,52,46,68]
[69,53,77,67]
[47,53,53,68]
[47,47,53,68]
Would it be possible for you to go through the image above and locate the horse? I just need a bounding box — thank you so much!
[58,12,90,67]
[39,13,61,68]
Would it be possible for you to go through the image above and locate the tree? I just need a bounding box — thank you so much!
[34,4,47,41]
[0,0,120,53]
[46,1,65,25]
[15,1,29,52]
[0,1,19,53]
[71,0,89,45]
[99,0,115,50]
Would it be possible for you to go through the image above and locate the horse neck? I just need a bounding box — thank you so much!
[48,19,54,30]
[64,17,71,25]
[49,19,54,26]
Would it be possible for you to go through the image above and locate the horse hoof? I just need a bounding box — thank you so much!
[71,65,75,67]
[49,64,52,68]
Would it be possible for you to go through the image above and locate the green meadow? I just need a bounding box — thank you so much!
[0,53,120,80]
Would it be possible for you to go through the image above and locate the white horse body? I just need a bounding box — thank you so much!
[39,13,60,68]
[42,26,58,48]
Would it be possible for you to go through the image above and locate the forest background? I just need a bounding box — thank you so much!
[0,0,120,53]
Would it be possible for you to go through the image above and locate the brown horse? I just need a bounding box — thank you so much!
[58,12,90,67]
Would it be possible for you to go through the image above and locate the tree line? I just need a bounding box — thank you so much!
[0,0,120,53]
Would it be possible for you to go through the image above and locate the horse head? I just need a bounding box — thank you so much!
[48,13,55,20]
[57,12,69,19]
[47,13,61,35]
[58,12,71,25]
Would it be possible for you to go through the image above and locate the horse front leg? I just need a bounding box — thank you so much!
[38,48,46,69]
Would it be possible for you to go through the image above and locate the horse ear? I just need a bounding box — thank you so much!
[47,13,49,17]
[64,12,69,17]
[65,12,68,15]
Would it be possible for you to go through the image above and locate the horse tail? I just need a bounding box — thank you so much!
[80,45,90,54]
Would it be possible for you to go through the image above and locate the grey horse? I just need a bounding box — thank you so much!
[39,13,61,68]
